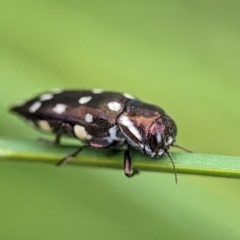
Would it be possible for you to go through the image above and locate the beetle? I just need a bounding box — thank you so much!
[10,89,190,182]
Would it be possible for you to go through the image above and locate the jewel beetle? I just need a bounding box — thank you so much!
[10,89,190,182]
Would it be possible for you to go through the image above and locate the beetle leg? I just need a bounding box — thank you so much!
[89,139,115,148]
[56,145,89,166]
[37,137,56,145]
[38,122,73,145]
[56,139,113,167]
[124,147,139,178]
[38,130,62,145]
[54,131,62,145]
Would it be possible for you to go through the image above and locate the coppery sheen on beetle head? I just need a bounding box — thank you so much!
[146,115,177,157]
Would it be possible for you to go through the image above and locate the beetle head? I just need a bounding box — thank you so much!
[145,115,177,157]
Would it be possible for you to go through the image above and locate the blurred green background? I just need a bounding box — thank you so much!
[1,1,240,239]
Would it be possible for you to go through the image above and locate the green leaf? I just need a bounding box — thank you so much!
[1,138,239,180]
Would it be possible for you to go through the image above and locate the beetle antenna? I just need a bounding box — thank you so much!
[165,150,177,184]
[172,144,192,153]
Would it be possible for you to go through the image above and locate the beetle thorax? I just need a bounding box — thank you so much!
[118,113,177,158]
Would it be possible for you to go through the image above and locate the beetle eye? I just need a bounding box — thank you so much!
[150,132,162,150]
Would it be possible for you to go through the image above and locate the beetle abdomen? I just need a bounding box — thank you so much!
[10,90,135,142]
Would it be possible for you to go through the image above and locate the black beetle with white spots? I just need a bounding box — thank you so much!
[10,89,190,182]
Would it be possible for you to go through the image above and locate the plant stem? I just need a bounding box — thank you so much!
[0,139,240,179]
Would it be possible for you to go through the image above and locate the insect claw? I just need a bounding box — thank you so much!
[125,169,140,178]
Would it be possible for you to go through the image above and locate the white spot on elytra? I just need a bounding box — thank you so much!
[79,96,92,104]
[38,120,52,132]
[107,101,121,112]
[108,126,118,140]
[109,125,124,141]
[74,125,92,140]
[119,115,142,141]
[40,93,53,101]
[85,113,93,123]
[92,89,103,94]
[29,101,41,113]
[123,93,135,99]
[53,104,67,114]
[101,126,124,144]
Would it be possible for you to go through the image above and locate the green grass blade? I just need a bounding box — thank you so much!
[0,138,240,179]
